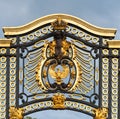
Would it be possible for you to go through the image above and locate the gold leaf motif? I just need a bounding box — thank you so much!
[9,106,24,119]
[93,108,108,119]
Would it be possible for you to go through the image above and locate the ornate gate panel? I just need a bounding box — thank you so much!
[0,14,120,119]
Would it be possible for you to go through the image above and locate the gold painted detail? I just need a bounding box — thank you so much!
[19,68,23,84]
[61,39,71,56]
[51,17,67,30]
[0,48,7,54]
[52,93,66,109]
[9,107,24,119]
[69,42,93,94]
[23,101,94,115]
[68,94,85,100]
[25,40,48,93]
[65,101,94,114]
[10,57,16,106]
[68,27,100,44]
[47,40,56,56]
[3,14,116,37]
[93,108,108,119]
[111,58,118,119]
[103,38,109,46]
[33,94,49,100]
[36,63,47,89]
[35,46,48,90]
[20,27,51,44]
[0,39,11,47]
[102,58,109,107]
[49,64,69,85]
[107,40,120,48]
[24,101,53,113]
[48,38,71,57]
[0,56,6,119]
[10,48,16,54]
[70,61,82,91]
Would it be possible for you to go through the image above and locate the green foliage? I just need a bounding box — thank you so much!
[24,116,37,119]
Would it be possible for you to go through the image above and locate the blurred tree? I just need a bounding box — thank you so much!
[24,116,37,119]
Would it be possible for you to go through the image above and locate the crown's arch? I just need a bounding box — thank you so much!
[0,14,120,119]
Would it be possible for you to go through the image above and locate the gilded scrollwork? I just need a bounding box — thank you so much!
[25,40,48,93]
[25,17,95,95]
[70,41,93,94]
[93,108,108,119]
[9,107,24,119]
[1,13,120,119]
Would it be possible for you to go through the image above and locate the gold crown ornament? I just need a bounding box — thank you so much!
[51,17,67,30]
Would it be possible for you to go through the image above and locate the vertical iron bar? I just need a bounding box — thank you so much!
[6,48,10,119]
[99,37,102,107]
[16,36,20,107]
[22,57,25,93]
[108,48,112,119]
[94,59,96,93]
[118,49,120,119]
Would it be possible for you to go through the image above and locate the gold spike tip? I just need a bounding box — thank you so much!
[3,14,116,37]
[0,38,11,47]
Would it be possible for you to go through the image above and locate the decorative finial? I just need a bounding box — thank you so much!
[51,16,67,30]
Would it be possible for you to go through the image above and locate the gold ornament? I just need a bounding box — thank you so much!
[48,40,56,56]
[49,64,69,85]
[61,39,71,56]
[52,93,66,109]
[9,106,24,119]
[51,17,67,30]
[93,108,108,119]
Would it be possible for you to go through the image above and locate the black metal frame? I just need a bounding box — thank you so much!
[0,21,119,119]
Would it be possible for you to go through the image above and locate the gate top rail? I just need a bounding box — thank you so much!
[2,13,116,37]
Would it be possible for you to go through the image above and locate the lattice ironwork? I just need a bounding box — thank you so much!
[0,14,120,119]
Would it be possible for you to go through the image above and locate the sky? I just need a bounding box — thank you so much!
[0,0,120,119]
[0,0,120,39]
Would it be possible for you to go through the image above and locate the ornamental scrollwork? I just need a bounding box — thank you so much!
[0,13,120,119]
[25,16,93,95]
[9,106,24,119]
[93,108,108,119]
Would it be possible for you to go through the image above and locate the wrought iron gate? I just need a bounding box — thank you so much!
[0,14,120,119]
